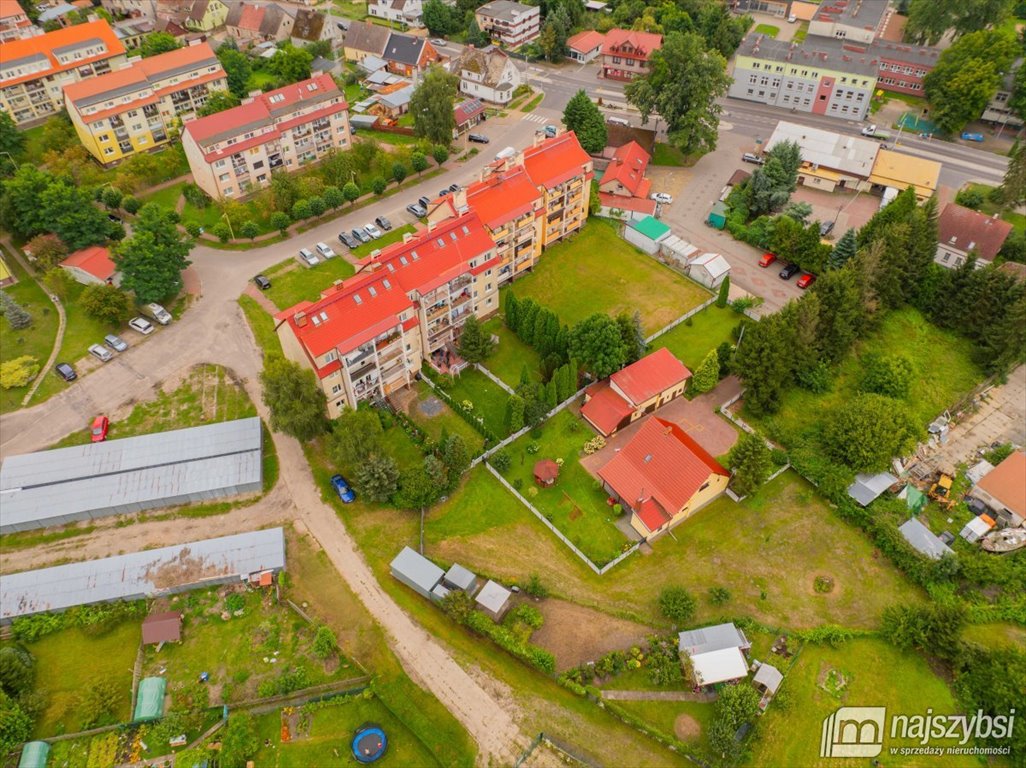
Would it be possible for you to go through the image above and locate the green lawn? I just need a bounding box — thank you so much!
[17,622,139,737]
[406,380,489,455]
[753,23,779,37]
[139,181,186,211]
[652,143,689,167]
[614,700,715,757]
[750,639,976,768]
[522,92,544,112]
[246,68,279,91]
[494,407,629,566]
[362,129,420,146]
[504,219,711,334]
[430,367,511,439]
[0,248,59,412]
[481,317,544,387]
[650,305,739,370]
[752,308,983,448]
[963,183,1026,234]
[239,294,285,358]
[262,256,357,310]
[350,223,417,259]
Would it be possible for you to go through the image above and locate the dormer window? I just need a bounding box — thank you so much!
[436,238,445,247]
[383,279,392,289]
[368,286,377,297]
[354,294,363,304]
[399,256,408,265]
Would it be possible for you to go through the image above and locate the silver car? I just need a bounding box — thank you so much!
[129,316,154,335]
[104,333,128,352]
[364,223,382,239]
[89,343,113,362]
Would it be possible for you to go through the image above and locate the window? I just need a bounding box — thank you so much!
[103,147,115,155]
[331,383,342,394]
[325,350,338,362]
[223,186,233,195]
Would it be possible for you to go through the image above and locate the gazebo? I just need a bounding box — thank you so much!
[533,459,560,487]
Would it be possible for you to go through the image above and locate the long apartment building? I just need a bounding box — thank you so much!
[0,19,126,125]
[181,73,351,200]
[278,131,593,416]
[0,1,38,42]
[64,43,226,165]
[474,0,540,48]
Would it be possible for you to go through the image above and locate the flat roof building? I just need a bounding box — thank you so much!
[390,546,445,601]
[475,579,512,620]
[766,120,880,192]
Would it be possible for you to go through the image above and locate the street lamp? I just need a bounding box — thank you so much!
[221,211,234,240]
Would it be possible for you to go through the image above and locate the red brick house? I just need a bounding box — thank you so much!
[601,29,662,81]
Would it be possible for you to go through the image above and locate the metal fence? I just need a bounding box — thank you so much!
[474,362,516,395]
[645,296,718,344]
[514,732,602,768]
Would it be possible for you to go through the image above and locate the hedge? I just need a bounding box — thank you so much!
[465,611,555,673]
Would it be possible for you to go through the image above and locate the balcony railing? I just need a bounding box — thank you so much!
[449,274,471,291]
[426,303,449,322]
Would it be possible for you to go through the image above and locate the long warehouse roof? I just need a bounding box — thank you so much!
[0,527,286,621]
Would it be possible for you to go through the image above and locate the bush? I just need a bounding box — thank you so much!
[76,680,121,729]
[489,449,511,472]
[708,586,731,605]
[80,283,131,325]
[183,183,211,209]
[185,221,202,237]
[658,586,696,625]
[122,195,141,214]
[0,356,39,389]
[211,221,232,242]
[523,574,548,598]
[312,625,338,659]
[507,603,544,629]
[371,176,387,196]
[465,611,555,673]
[954,188,984,210]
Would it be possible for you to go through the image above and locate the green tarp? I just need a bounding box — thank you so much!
[133,676,167,722]
[18,741,49,768]
[904,485,927,514]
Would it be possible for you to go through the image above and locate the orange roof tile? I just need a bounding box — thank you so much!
[601,28,662,59]
[581,381,634,436]
[567,29,604,53]
[938,203,1014,261]
[600,140,650,197]
[464,166,539,229]
[975,451,1026,518]
[522,131,591,189]
[0,19,125,88]
[597,192,656,215]
[62,245,116,281]
[0,0,28,21]
[611,347,691,405]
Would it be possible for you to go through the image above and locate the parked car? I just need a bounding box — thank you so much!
[351,227,372,244]
[129,316,154,335]
[144,303,171,325]
[338,231,360,248]
[494,146,516,162]
[407,202,427,218]
[742,152,765,165]
[468,133,490,144]
[254,274,271,290]
[374,216,393,231]
[543,124,558,138]
[104,333,128,352]
[448,183,460,193]
[606,116,629,127]
[107,213,122,225]
[330,474,356,503]
[298,247,320,266]
[88,343,113,362]
[315,242,336,259]
[90,415,109,443]
[759,252,777,268]
[797,272,817,289]
[417,196,431,208]
[364,223,383,239]
[961,132,984,142]
[650,192,673,205]
[55,362,77,381]
[438,188,450,199]
[779,262,800,280]
[818,220,835,237]
[430,38,446,46]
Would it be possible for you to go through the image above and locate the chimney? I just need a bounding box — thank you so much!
[295,311,308,327]
[371,248,382,257]
[402,232,415,243]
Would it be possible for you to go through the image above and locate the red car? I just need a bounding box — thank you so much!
[796,273,817,289]
[759,252,777,268]
[90,415,109,443]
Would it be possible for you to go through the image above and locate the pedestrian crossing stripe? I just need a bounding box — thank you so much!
[521,113,547,123]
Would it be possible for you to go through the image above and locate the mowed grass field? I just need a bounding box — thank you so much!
[262,255,356,311]
[503,220,711,334]
[480,317,544,387]
[406,380,488,454]
[0,248,59,412]
[427,468,923,630]
[749,639,976,768]
[650,304,740,370]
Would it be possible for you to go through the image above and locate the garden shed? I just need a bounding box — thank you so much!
[707,201,728,229]
[686,252,730,289]
[142,611,183,645]
[533,459,559,487]
[847,472,897,507]
[442,563,478,593]
[390,546,444,601]
[18,742,49,768]
[753,662,782,694]
[624,216,670,255]
[898,518,954,560]
[133,677,167,722]
[960,514,995,543]
[475,580,512,621]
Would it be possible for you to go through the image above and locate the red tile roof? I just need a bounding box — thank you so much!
[601,28,662,59]
[236,2,265,31]
[637,497,671,532]
[975,450,1026,518]
[600,140,651,197]
[598,192,656,215]
[61,246,116,281]
[0,0,29,21]
[522,131,591,189]
[598,417,728,532]
[567,29,604,53]
[581,380,635,436]
[611,347,691,406]
[0,19,126,88]
[465,166,540,229]
[937,203,1013,261]
[454,97,484,126]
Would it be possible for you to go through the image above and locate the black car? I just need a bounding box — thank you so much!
[374,216,392,231]
[779,262,800,280]
[417,196,431,208]
[406,203,427,218]
[468,133,490,144]
[448,183,460,193]
[338,231,359,248]
[254,274,271,290]
[352,227,372,244]
[56,362,77,382]
[818,220,835,237]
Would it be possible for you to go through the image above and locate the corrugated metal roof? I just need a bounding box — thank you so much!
[475,579,511,613]
[678,622,749,655]
[898,517,953,560]
[0,528,286,621]
[390,546,443,593]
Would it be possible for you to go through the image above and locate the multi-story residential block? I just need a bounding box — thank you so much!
[729,34,877,121]
[935,203,1013,269]
[474,0,540,48]
[224,0,294,43]
[64,42,226,165]
[156,0,229,32]
[367,0,422,28]
[276,211,501,416]
[0,0,39,42]
[454,45,520,104]
[808,0,889,45]
[600,28,661,81]
[0,20,126,125]
[982,58,1024,130]
[871,40,938,96]
[521,130,593,248]
[181,73,351,199]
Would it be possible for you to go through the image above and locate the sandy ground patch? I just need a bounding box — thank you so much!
[531,598,654,671]
[674,713,702,741]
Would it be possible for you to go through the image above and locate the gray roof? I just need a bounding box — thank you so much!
[383,32,426,67]
[767,121,880,178]
[966,460,995,486]
[678,622,750,656]
[443,563,477,591]
[378,84,414,108]
[475,579,511,613]
[345,19,390,56]
[53,38,107,58]
[0,417,262,533]
[477,0,536,22]
[390,546,444,593]
[0,527,286,621]
[899,517,954,560]
[736,34,880,78]
[812,0,888,32]
[359,54,388,73]
[430,582,451,600]
[847,471,897,507]
[754,662,783,693]
[38,3,76,22]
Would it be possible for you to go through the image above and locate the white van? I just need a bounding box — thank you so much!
[494,146,516,162]
[144,303,171,325]
[606,116,630,127]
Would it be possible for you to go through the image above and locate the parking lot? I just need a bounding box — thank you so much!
[790,186,882,237]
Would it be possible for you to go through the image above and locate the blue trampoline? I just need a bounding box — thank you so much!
[352,722,387,763]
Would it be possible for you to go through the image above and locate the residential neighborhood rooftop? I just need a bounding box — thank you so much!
[767,121,879,178]
[973,450,1026,518]
[0,19,126,88]
[61,245,116,282]
[735,34,880,78]
[937,203,1014,261]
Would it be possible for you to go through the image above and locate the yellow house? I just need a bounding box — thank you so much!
[184,0,230,32]
[868,149,941,201]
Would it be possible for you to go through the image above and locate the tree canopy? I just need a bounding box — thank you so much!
[139,31,181,58]
[562,90,607,154]
[568,313,626,378]
[216,44,253,99]
[260,357,328,441]
[197,89,241,117]
[269,44,313,84]
[114,203,193,302]
[411,66,458,146]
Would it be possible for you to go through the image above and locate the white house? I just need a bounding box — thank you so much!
[454,45,520,105]
[679,623,751,686]
[567,30,604,62]
[367,0,423,27]
[687,252,730,289]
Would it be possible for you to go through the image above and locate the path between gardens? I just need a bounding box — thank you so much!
[600,690,717,702]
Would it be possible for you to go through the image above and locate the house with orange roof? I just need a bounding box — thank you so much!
[598,417,729,538]
[970,450,1026,528]
[934,203,1014,269]
[600,28,661,81]
[275,211,500,416]
[64,42,227,165]
[520,130,593,247]
[581,347,691,437]
[60,245,121,286]
[181,73,351,199]
[0,19,126,125]
[597,140,655,216]
[567,30,603,63]
[0,0,38,43]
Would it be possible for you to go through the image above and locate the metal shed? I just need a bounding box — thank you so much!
[898,518,954,560]
[0,528,286,623]
[475,580,512,621]
[442,563,478,593]
[133,677,167,722]
[390,546,444,601]
[847,472,897,507]
[753,662,783,694]
[0,418,263,533]
[624,216,671,255]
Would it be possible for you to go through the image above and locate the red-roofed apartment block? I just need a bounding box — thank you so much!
[64,42,226,165]
[61,245,121,286]
[581,347,691,436]
[182,73,350,199]
[601,28,662,81]
[598,417,729,538]
[0,0,36,43]
[0,19,127,125]
[276,211,500,417]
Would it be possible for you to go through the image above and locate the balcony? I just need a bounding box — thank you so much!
[451,290,471,308]
[346,346,375,369]
[426,302,449,322]
[448,274,471,291]
[353,378,381,399]
[428,318,452,339]
[350,358,378,382]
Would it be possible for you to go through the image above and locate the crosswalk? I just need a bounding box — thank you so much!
[521,113,549,124]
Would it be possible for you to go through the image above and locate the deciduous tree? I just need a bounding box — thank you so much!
[25,233,67,271]
[726,431,770,496]
[331,407,384,465]
[343,181,361,206]
[824,393,920,470]
[568,313,626,378]
[197,89,241,117]
[269,44,313,84]
[80,284,132,325]
[411,66,457,146]
[355,454,400,502]
[216,44,252,99]
[139,31,181,58]
[114,203,192,302]
[260,357,328,441]
[220,713,259,768]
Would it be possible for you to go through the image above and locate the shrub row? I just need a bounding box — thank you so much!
[11,600,148,642]
[465,610,555,673]
[421,368,499,443]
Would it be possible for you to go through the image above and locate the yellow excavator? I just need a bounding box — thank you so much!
[928,473,955,508]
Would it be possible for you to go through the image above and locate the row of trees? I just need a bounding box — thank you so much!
[904,0,1017,45]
